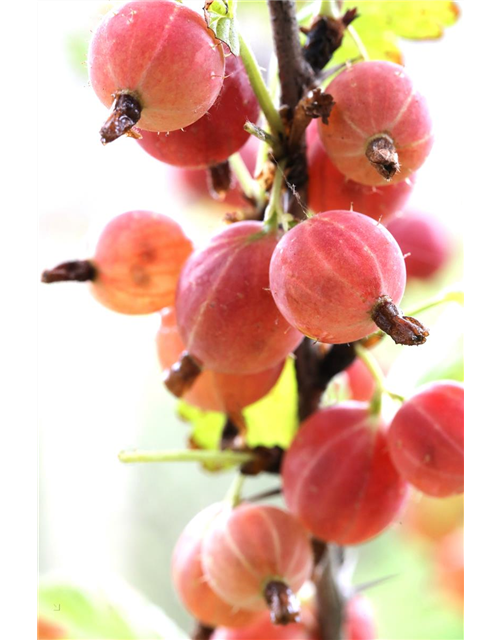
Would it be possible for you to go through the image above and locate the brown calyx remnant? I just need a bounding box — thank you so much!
[163,352,202,397]
[302,8,359,72]
[371,295,430,346]
[263,580,301,625]
[365,135,400,181]
[208,161,232,200]
[240,446,284,476]
[100,93,142,145]
[288,87,335,151]
[191,623,214,640]
[41,260,97,283]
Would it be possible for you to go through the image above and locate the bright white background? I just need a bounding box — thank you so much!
[38,0,468,631]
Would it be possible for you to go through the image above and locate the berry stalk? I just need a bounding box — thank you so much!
[238,34,284,137]
[41,260,96,283]
[118,448,255,466]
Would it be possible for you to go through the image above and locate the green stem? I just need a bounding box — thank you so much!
[225,473,246,508]
[347,24,370,61]
[406,289,464,317]
[264,160,286,230]
[228,152,266,209]
[118,448,255,465]
[243,122,280,148]
[354,344,404,413]
[239,34,284,137]
[254,52,280,179]
[330,0,369,62]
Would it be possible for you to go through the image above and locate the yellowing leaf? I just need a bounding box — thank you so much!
[178,357,299,457]
[344,1,460,40]
[333,14,403,66]
[245,357,299,448]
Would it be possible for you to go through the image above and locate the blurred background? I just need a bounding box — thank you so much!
[38,2,464,638]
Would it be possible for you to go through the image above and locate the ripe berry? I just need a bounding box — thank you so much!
[137,53,259,169]
[37,618,67,640]
[42,211,193,315]
[211,614,313,640]
[344,595,377,640]
[269,210,406,344]
[89,1,225,143]
[201,504,313,620]
[434,528,464,610]
[307,122,415,221]
[345,358,377,402]
[172,504,258,628]
[402,492,464,543]
[319,61,433,186]
[387,381,464,497]
[176,221,303,374]
[157,308,284,412]
[282,402,408,545]
[172,136,259,208]
[385,210,452,280]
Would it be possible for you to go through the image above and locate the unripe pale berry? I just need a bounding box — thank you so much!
[202,504,313,614]
[41,211,193,315]
[172,504,259,628]
[90,211,193,314]
[319,61,433,186]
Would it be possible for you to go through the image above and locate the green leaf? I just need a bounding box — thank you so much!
[178,357,299,457]
[178,402,226,451]
[244,357,299,449]
[204,0,240,56]
[318,1,459,71]
[345,1,460,40]
[38,577,188,640]
[332,13,403,66]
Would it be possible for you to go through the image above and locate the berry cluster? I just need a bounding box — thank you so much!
[41,1,463,638]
